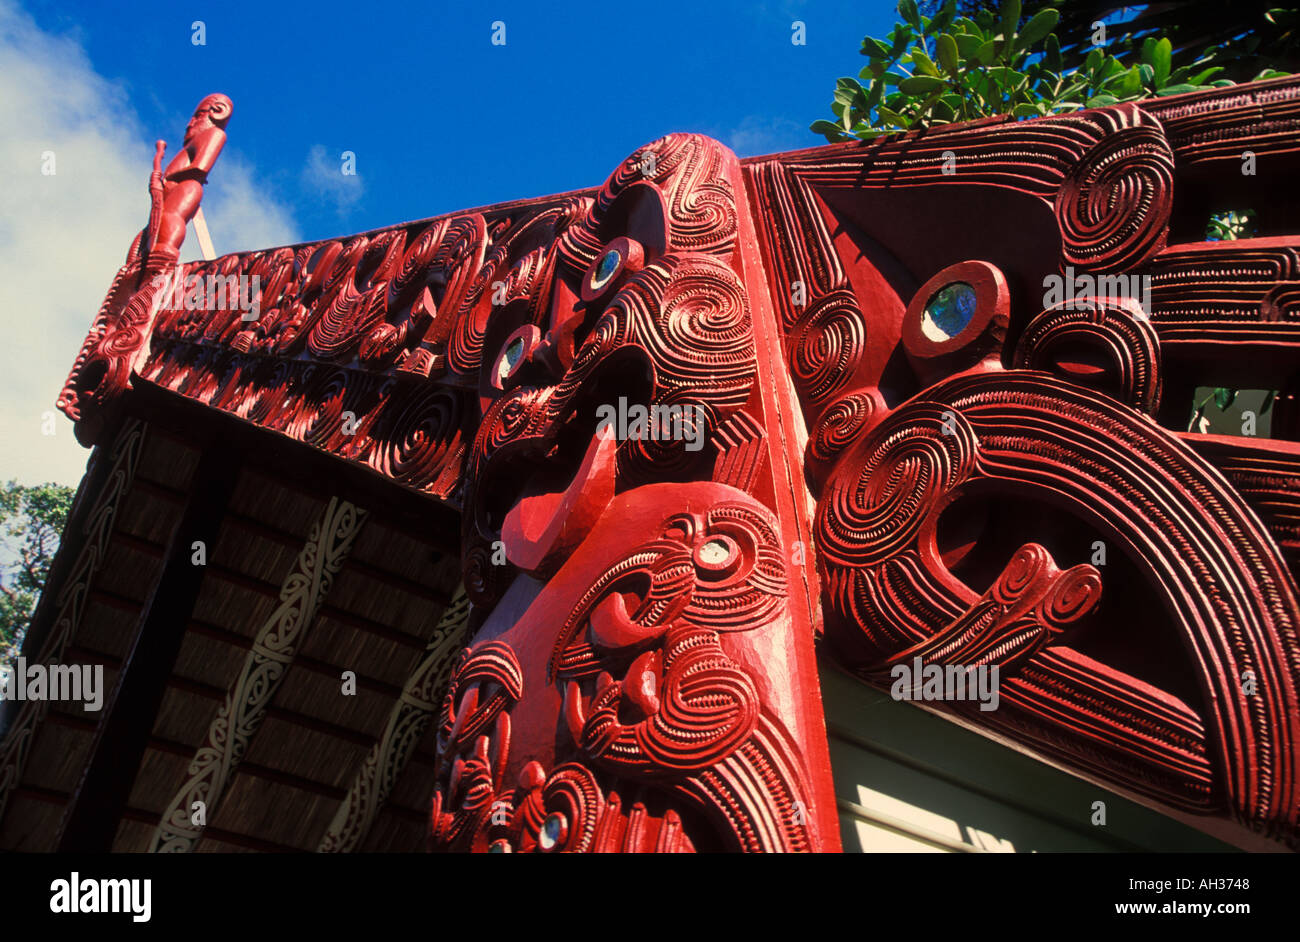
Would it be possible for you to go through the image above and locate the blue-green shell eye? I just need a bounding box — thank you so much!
[591,249,621,290]
[921,282,977,341]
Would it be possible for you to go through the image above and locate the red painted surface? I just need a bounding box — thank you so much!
[58,78,1300,849]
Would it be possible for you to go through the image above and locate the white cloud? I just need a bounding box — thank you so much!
[725,114,810,158]
[0,0,298,486]
[301,143,364,216]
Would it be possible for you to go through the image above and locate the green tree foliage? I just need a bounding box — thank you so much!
[1,481,74,665]
[813,0,1295,142]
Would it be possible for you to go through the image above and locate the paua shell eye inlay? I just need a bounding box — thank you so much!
[592,249,621,290]
[921,282,978,341]
[497,336,525,383]
[539,812,566,850]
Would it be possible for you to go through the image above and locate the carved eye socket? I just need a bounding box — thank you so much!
[581,236,644,303]
[592,249,621,291]
[694,533,743,580]
[490,325,542,391]
[496,337,525,383]
[538,812,568,851]
[902,260,1009,374]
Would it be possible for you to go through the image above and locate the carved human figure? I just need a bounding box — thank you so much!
[143,93,232,262]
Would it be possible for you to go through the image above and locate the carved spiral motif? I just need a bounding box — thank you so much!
[537,764,604,852]
[448,242,509,376]
[1042,565,1104,626]
[1055,117,1174,273]
[461,540,513,607]
[1013,298,1162,414]
[387,221,446,311]
[809,390,882,467]
[788,289,867,406]
[818,403,978,570]
[367,386,464,491]
[286,368,351,447]
[626,255,754,407]
[994,543,1052,604]
[581,624,760,773]
[561,134,738,269]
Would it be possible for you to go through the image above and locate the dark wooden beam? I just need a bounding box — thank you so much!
[55,447,241,852]
[128,379,463,553]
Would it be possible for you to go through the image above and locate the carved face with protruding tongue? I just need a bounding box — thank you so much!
[553,504,785,778]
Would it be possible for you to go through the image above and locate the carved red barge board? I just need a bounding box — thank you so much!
[47,76,1300,851]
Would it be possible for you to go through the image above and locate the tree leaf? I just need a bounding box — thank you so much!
[866,79,885,110]
[936,33,960,74]
[898,74,946,95]
[1188,66,1225,85]
[911,50,940,76]
[987,66,1022,87]
[1012,102,1040,118]
[955,33,983,58]
[974,39,999,65]
[876,106,911,128]
[899,0,921,30]
[999,0,1021,42]
[1014,9,1058,51]
[811,120,846,143]
[1153,37,1172,87]
[1214,387,1237,411]
[862,37,893,59]
[1044,32,1062,72]
[928,1,955,34]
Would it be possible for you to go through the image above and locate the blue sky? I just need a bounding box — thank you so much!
[22,0,898,245]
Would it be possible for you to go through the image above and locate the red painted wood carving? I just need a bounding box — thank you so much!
[58,77,1300,850]
[746,76,1300,848]
[59,94,231,443]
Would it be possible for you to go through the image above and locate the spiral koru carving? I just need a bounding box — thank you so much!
[1014,296,1162,414]
[1055,106,1174,273]
[559,134,738,272]
[366,385,466,496]
[787,288,868,408]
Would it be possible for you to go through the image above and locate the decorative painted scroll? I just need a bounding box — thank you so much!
[0,420,145,829]
[319,585,471,853]
[150,497,366,852]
